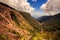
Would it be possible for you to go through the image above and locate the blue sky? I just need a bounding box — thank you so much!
[28,0,47,11]
[27,0,47,18]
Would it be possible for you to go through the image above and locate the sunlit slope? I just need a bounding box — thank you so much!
[0,2,41,40]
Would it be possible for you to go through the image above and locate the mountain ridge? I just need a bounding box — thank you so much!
[0,2,41,40]
[37,13,60,23]
[41,13,60,31]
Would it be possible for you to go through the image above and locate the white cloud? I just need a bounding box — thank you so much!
[40,0,60,15]
[0,0,35,13]
[31,11,45,18]
[41,4,47,11]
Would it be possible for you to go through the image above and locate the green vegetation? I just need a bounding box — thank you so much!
[10,11,20,26]
[0,34,8,40]
[41,19,60,31]
[10,11,60,40]
[31,30,60,40]
[20,11,42,31]
[40,13,60,32]
[8,29,22,38]
[10,11,25,29]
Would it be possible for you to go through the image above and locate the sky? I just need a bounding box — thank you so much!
[0,0,60,18]
[0,0,47,18]
[28,0,47,18]
[28,0,47,11]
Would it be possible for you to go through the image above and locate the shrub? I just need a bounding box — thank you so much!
[8,30,22,38]
[0,34,8,40]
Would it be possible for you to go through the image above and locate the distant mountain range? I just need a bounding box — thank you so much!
[40,13,60,31]
[37,13,60,23]
[37,16,52,22]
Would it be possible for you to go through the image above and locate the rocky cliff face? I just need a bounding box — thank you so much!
[0,3,41,40]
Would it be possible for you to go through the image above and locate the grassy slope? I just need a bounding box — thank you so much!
[0,3,42,40]
[0,2,60,40]
[41,13,60,31]
[20,11,42,31]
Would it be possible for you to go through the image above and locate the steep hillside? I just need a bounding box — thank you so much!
[20,11,41,30]
[37,16,52,22]
[38,13,60,40]
[37,13,60,23]
[0,2,41,40]
[41,13,60,31]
